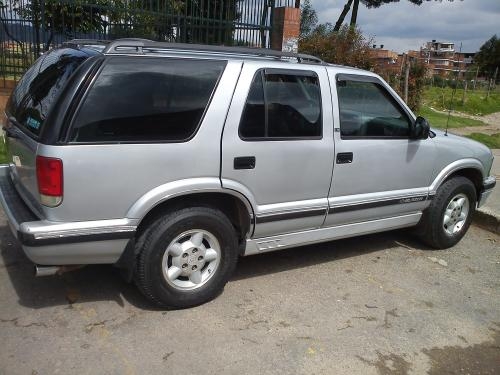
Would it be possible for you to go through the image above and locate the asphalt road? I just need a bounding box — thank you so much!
[0,212,499,375]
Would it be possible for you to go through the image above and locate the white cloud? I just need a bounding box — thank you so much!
[310,0,500,53]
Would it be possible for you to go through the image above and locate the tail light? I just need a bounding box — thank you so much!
[36,156,63,207]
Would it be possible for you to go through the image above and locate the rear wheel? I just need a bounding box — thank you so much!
[417,176,476,249]
[135,207,238,308]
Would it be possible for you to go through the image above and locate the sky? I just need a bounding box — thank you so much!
[309,0,500,53]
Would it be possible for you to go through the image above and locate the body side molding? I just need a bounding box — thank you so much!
[244,212,422,256]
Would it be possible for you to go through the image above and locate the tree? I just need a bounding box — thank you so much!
[299,24,374,70]
[334,0,462,31]
[300,0,318,37]
[475,35,500,81]
[10,0,118,53]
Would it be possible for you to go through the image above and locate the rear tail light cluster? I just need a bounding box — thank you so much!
[36,156,63,207]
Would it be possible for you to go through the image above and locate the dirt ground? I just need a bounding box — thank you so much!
[1,207,499,374]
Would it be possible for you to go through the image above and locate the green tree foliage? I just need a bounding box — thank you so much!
[475,35,500,80]
[299,24,374,70]
[11,0,114,52]
[8,0,239,52]
[300,0,318,37]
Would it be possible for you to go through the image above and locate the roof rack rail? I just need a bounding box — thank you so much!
[102,38,325,64]
[64,39,111,51]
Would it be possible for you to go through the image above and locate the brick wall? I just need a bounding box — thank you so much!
[271,7,301,52]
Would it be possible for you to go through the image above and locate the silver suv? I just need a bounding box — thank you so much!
[0,39,496,308]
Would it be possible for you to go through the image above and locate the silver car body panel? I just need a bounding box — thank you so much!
[0,49,496,266]
[221,61,334,238]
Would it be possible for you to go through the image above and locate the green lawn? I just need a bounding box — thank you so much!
[466,133,500,149]
[0,139,7,164]
[423,86,500,116]
[418,106,486,129]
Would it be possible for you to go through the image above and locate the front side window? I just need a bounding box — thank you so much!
[337,79,411,138]
[239,70,322,139]
[70,57,226,142]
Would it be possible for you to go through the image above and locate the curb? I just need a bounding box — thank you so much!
[473,208,500,235]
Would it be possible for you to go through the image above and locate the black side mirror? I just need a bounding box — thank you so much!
[411,116,430,140]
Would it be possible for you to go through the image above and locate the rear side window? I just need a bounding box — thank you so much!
[239,70,322,140]
[70,57,226,143]
[7,48,90,137]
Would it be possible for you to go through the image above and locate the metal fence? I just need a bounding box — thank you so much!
[0,0,295,86]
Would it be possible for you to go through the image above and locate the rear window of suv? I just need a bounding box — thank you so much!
[69,57,226,143]
[6,48,91,137]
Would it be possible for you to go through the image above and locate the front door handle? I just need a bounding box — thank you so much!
[234,156,256,170]
[336,152,353,164]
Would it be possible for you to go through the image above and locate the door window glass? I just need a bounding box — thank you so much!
[239,70,322,139]
[71,57,226,142]
[337,80,410,138]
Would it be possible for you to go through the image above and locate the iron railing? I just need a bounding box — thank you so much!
[0,0,295,86]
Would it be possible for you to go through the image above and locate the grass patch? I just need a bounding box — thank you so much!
[466,133,500,149]
[0,139,7,164]
[423,86,500,116]
[418,106,486,129]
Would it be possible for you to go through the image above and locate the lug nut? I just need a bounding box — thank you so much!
[198,256,203,261]
[182,253,188,258]
[192,249,198,253]
[182,264,188,269]
[192,265,197,271]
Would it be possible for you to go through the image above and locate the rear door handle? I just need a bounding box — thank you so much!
[234,156,256,170]
[336,152,353,164]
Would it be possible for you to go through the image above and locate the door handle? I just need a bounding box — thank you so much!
[336,152,353,164]
[234,156,256,170]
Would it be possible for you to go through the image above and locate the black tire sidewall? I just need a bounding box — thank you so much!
[137,207,238,308]
[430,177,476,248]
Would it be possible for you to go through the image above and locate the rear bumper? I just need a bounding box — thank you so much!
[478,176,496,208]
[0,165,137,265]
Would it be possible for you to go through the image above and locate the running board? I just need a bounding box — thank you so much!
[244,213,422,256]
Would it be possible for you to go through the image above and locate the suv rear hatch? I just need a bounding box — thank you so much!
[2,47,96,213]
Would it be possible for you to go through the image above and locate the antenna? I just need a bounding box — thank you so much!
[445,42,462,136]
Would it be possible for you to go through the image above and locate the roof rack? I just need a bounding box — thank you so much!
[64,39,111,51]
[101,38,325,64]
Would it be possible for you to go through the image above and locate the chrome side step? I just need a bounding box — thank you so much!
[244,212,422,256]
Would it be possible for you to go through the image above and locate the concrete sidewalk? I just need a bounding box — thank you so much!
[475,149,500,234]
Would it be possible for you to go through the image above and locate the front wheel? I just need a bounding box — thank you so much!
[417,176,476,249]
[135,207,238,308]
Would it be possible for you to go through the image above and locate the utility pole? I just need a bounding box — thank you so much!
[404,62,410,103]
[473,66,479,90]
[487,66,498,99]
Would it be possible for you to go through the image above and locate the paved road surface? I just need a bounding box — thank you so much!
[0,212,499,375]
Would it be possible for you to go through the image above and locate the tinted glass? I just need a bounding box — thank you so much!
[239,70,322,139]
[71,57,226,142]
[337,80,410,138]
[239,72,266,138]
[7,48,90,136]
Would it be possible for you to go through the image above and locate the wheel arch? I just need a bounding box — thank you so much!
[430,158,485,202]
[135,191,254,245]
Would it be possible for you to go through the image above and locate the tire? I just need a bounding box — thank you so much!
[134,207,238,308]
[416,176,476,249]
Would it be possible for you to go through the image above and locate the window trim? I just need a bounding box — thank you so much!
[335,73,414,140]
[238,68,323,142]
[66,56,227,145]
